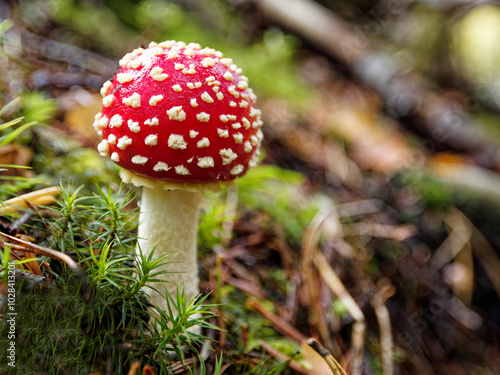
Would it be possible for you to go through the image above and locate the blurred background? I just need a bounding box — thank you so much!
[1,0,500,374]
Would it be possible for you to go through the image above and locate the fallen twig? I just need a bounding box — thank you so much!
[313,250,366,375]
[246,298,306,343]
[371,284,396,375]
[0,231,82,276]
[0,186,60,215]
[258,340,311,375]
[306,338,347,375]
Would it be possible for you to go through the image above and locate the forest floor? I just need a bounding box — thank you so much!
[1,1,500,374]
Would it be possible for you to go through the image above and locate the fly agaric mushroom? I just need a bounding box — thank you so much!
[93,40,263,313]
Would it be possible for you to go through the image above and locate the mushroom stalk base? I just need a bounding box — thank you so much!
[137,185,200,314]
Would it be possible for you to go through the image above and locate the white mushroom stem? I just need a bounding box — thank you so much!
[137,185,201,313]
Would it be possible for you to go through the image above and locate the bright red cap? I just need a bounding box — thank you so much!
[94,41,263,183]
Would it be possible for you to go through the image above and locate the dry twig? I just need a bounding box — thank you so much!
[371,284,396,375]
[258,340,311,375]
[313,251,366,375]
[0,186,60,215]
[0,231,81,276]
[246,298,306,343]
[300,208,342,352]
[306,338,347,375]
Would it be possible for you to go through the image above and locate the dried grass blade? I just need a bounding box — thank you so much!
[0,232,81,276]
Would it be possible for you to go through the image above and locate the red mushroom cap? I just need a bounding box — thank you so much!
[93,41,263,184]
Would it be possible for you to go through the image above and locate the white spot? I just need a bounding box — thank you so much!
[253,119,263,128]
[220,58,233,68]
[128,119,141,133]
[97,118,109,130]
[217,129,229,138]
[149,95,164,106]
[249,154,259,168]
[201,57,216,67]
[256,129,264,141]
[151,47,163,56]
[100,81,112,97]
[250,107,262,118]
[103,95,114,107]
[242,117,251,129]
[227,115,237,121]
[119,53,133,67]
[93,113,109,131]
[200,47,217,56]
[206,76,215,83]
[117,136,132,150]
[197,157,214,168]
[110,114,123,128]
[197,112,210,122]
[201,92,214,103]
[187,157,194,163]
[239,100,249,108]
[223,71,233,81]
[154,162,171,171]
[168,50,180,59]
[244,141,252,153]
[197,137,210,148]
[167,106,186,121]
[149,41,158,48]
[145,134,158,146]
[150,67,168,81]
[117,73,134,84]
[184,65,196,75]
[232,122,242,129]
[190,98,198,107]
[190,130,199,138]
[187,82,195,89]
[122,92,141,108]
[175,41,187,49]
[228,85,240,99]
[145,117,159,126]
[132,155,148,165]
[97,140,109,156]
[175,165,190,175]
[229,101,237,108]
[249,89,257,102]
[230,164,244,175]
[111,152,120,162]
[172,84,182,92]
[158,40,176,48]
[175,63,185,71]
[216,92,224,101]
[233,133,243,144]
[241,93,249,100]
[128,59,142,69]
[119,48,142,66]
[195,82,202,88]
[220,148,237,165]
[212,86,220,93]
[168,134,187,149]
[107,134,117,144]
[250,135,259,146]
[188,42,201,50]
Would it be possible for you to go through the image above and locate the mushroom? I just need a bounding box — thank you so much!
[93,41,263,313]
